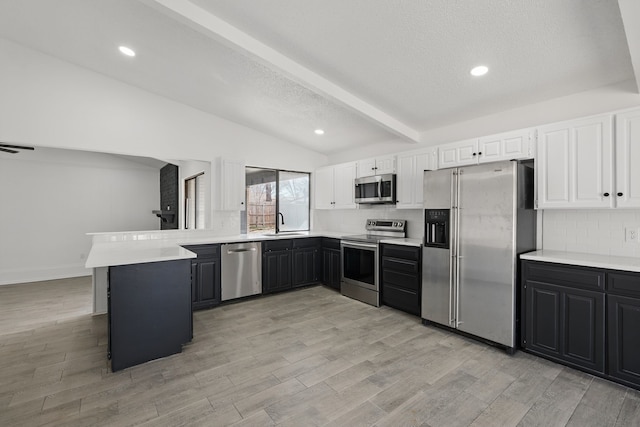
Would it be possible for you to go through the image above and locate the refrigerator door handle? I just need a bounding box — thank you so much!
[454,168,462,328]
[449,169,459,328]
[455,252,461,327]
[449,253,455,326]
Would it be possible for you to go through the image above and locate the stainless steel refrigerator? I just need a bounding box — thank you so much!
[421,160,536,351]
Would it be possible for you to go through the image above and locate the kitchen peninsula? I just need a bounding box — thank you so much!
[87,229,423,371]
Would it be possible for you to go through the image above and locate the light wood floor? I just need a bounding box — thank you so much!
[1,279,639,426]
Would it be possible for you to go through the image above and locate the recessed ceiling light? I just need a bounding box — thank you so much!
[118,46,136,57]
[470,65,489,76]
[314,129,325,135]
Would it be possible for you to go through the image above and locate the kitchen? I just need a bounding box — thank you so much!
[2,0,640,426]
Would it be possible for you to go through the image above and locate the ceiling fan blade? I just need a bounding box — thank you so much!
[0,147,19,154]
[0,143,34,151]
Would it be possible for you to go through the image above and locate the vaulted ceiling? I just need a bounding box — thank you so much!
[0,0,638,155]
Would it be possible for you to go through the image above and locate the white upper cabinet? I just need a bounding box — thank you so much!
[356,155,396,177]
[615,108,640,208]
[357,158,377,177]
[213,157,246,211]
[333,162,357,208]
[536,114,614,209]
[314,162,357,209]
[396,148,437,209]
[374,155,396,175]
[478,128,535,163]
[438,129,534,169]
[439,139,478,168]
[314,166,335,209]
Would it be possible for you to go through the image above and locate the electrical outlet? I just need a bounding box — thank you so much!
[626,227,638,243]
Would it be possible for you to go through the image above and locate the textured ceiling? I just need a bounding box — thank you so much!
[192,0,634,130]
[0,0,636,155]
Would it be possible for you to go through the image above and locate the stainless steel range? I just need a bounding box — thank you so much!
[341,219,407,307]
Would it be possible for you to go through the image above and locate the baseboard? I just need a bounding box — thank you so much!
[0,265,91,285]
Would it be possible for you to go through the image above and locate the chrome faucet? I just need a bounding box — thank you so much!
[278,212,285,225]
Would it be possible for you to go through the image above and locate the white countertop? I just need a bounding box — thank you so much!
[379,238,422,247]
[520,250,640,273]
[85,230,345,268]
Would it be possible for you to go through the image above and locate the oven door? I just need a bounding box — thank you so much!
[341,240,378,292]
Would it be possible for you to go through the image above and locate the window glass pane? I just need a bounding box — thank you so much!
[278,171,309,232]
[246,167,277,234]
[244,167,310,234]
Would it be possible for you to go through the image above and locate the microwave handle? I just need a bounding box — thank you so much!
[378,179,382,200]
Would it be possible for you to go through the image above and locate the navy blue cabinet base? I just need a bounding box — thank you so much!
[321,238,341,290]
[108,259,192,372]
[380,244,422,316]
[182,244,222,310]
[521,260,640,390]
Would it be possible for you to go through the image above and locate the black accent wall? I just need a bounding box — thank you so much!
[160,163,179,230]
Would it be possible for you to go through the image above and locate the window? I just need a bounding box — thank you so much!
[184,172,205,229]
[245,167,309,234]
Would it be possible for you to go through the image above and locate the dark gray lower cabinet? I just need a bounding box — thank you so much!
[292,238,321,288]
[380,244,421,316]
[321,238,341,290]
[108,259,192,371]
[263,240,292,293]
[182,245,221,310]
[607,271,640,388]
[522,260,640,390]
[263,238,322,293]
[524,279,605,374]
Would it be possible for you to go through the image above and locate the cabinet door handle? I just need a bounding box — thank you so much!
[472,152,477,156]
[478,152,482,155]
[603,192,610,197]
[617,192,624,197]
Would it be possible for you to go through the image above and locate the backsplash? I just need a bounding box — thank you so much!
[315,208,640,257]
[313,207,424,239]
[542,209,640,257]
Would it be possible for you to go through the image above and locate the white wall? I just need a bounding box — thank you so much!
[0,37,328,173]
[0,37,329,284]
[313,207,424,239]
[0,148,160,285]
[328,80,640,164]
[541,209,640,257]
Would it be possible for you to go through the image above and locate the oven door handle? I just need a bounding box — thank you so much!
[341,241,378,250]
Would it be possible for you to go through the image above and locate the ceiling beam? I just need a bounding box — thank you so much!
[142,0,419,142]
[618,0,640,92]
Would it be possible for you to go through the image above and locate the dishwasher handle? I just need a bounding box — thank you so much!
[227,247,257,254]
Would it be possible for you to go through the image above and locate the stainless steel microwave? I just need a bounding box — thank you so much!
[354,174,396,204]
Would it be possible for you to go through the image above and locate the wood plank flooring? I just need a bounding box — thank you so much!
[1,278,640,426]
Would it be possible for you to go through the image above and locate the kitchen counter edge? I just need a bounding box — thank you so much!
[85,231,346,268]
[520,250,640,273]
[379,238,422,247]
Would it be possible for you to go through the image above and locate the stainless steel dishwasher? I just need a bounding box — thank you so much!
[220,242,262,301]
